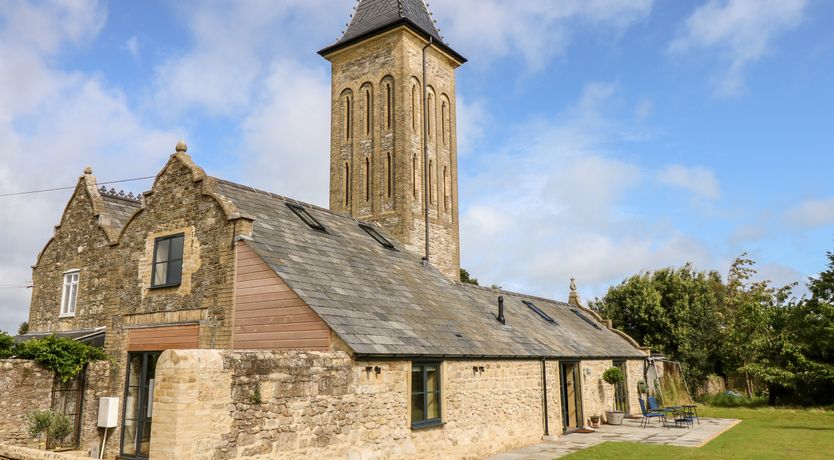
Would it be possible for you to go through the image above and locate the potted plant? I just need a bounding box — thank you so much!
[589,415,601,428]
[602,367,626,425]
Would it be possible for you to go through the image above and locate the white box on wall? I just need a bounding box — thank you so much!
[98,397,119,428]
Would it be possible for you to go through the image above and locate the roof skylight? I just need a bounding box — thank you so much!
[571,309,602,330]
[359,223,396,250]
[286,203,326,232]
[522,300,558,325]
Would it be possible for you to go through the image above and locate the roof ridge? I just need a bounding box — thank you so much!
[458,282,571,307]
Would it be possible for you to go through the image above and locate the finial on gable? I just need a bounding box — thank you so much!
[176,140,188,153]
[568,277,582,307]
[83,166,93,175]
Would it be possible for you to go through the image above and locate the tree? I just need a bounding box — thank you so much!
[18,322,29,335]
[460,268,479,285]
[591,264,724,389]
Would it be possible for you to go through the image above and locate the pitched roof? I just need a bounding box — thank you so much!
[214,179,645,359]
[101,194,141,234]
[319,0,466,63]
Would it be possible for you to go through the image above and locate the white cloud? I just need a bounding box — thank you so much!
[240,59,331,206]
[459,82,715,301]
[430,0,653,70]
[124,35,140,57]
[657,164,721,199]
[787,196,834,228]
[670,0,807,97]
[0,1,177,333]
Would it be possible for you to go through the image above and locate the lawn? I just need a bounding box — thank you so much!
[565,406,834,460]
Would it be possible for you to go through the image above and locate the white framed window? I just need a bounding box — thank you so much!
[60,270,79,317]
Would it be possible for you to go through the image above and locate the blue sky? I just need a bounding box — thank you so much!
[1,0,833,332]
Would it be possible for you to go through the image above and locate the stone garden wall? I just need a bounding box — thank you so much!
[0,360,53,445]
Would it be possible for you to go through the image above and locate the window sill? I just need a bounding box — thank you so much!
[411,419,444,431]
[58,313,76,319]
[149,283,181,290]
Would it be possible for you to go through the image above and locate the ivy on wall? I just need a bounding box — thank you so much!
[0,333,107,382]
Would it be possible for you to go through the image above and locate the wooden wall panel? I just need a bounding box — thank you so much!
[233,243,331,350]
[127,324,199,351]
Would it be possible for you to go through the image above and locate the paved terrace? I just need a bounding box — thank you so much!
[486,417,741,460]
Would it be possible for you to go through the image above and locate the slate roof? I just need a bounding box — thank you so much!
[101,195,142,233]
[319,0,466,64]
[214,179,645,359]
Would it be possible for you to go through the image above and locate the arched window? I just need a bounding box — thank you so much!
[427,93,434,137]
[441,101,447,145]
[386,152,393,198]
[344,162,351,207]
[365,89,372,136]
[412,155,418,199]
[386,83,392,130]
[429,159,434,204]
[411,84,417,131]
[365,157,371,202]
[345,97,352,141]
[443,166,448,210]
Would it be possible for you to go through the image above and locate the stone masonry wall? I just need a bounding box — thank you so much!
[0,360,110,452]
[0,360,53,446]
[580,360,614,425]
[626,360,645,415]
[151,350,567,460]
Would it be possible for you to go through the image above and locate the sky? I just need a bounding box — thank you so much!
[1,0,833,333]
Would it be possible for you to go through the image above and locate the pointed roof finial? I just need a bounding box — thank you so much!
[175,140,188,153]
[83,166,93,175]
[568,277,582,307]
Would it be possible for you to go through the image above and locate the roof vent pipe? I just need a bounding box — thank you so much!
[497,296,505,325]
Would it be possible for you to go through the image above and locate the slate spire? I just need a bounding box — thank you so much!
[319,0,465,63]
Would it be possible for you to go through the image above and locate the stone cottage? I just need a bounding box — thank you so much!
[8,1,650,459]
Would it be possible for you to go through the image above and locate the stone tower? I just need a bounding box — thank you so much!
[320,0,466,281]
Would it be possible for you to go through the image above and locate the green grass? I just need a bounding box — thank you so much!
[565,406,834,460]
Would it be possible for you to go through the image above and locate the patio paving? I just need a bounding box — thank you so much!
[484,416,741,460]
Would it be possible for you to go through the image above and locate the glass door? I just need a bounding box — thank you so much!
[121,352,160,458]
[560,361,584,432]
[613,360,629,413]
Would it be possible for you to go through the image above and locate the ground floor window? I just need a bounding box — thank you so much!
[411,362,441,428]
[121,352,160,458]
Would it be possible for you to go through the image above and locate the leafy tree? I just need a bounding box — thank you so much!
[0,332,15,359]
[460,268,479,285]
[591,264,724,389]
[18,321,29,335]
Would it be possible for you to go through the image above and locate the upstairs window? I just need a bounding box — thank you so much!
[572,309,602,330]
[523,300,558,325]
[359,223,396,250]
[60,270,79,317]
[287,203,326,231]
[411,362,442,428]
[151,234,184,288]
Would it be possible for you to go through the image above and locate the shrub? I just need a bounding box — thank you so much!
[26,410,54,439]
[15,336,107,382]
[0,332,15,359]
[49,413,73,445]
[603,367,625,385]
[700,391,768,408]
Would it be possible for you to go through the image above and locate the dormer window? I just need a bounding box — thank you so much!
[59,270,79,317]
[151,234,184,288]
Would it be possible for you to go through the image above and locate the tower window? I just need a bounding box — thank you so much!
[386,152,392,199]
[428,160,434,204]
[365,89,372,136]
[443,166,448,210]
[427,93,433,137]
[442,101,447,145]
[411,84,417,130]
[286,203,326,232]
[345,97,352,141]
[386,83,392,130]
[359,223,396,250]
[412,155,418,199]
[344,162,351,207]
[365,157,371,202]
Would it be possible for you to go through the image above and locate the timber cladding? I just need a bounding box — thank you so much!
[233,242,331,350]
[127,324,199,351]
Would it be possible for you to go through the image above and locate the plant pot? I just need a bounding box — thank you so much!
[606,410,625,425]
[589,416,600,428]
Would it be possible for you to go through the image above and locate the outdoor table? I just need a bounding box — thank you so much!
[681,405,700,425]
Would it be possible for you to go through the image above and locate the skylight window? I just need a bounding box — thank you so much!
[359,223,396,250]
[286,203,326,231]
[571,309,602,330]
[522,300,558,325]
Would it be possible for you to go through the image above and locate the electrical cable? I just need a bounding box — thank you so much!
[0,175,155,198]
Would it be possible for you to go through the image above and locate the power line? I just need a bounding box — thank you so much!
[0,175,156,198]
